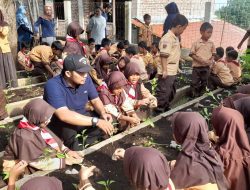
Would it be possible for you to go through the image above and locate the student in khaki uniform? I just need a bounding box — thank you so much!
[226,50,241,83]
[155,14,188,113]
[209,47,234,90]
[138,41,156,79]
[151,42,161,70]
[138,14,153,47]
[30,41,63,78]
[190,22,216,97]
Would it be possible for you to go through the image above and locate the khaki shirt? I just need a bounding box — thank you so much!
[30,45,54,63]
[139,51,154,67]
[191,39,216,67]
[152,52,161,69]
[0,26,11,53]
[139,24,153,47]
[211,59,234,86]
[226,60,242,82]
[158,30,180,76]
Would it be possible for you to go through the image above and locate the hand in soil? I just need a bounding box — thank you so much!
[67,150,83,159]
[101,113,113,123]
[97,119,115,136]
[65,156,83,165]
[112,148,125,160]
[8,160,28,184]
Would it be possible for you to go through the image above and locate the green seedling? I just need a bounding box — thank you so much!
[2,171,10,180]
[143,117,155,128]
[151,78,158,96]
[143,137,169,148]
[76,129,89,149]
[97,179,115,190]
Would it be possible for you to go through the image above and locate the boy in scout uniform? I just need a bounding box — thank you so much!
[155,14,188,113]
[190,22,216,97]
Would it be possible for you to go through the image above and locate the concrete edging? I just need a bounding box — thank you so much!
[0,88,222,190]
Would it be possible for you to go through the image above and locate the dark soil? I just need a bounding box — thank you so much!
[49,87,237,190]
[51,118,178,190]
[5,86,44,103]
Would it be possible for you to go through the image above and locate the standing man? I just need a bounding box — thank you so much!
[44,54,114,151]
[102,3,112,22]
[34,5,56,45]
[87,7,106,51]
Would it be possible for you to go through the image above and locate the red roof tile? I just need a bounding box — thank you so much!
[132,19,248,50]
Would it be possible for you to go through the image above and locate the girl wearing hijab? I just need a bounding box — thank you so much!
[124,61,157,109]
[111,56,130,73]
[171,112,228,190]
[3,99,82,174]
[223,93,250,128]
[0,10,18,89]
[63,21,86,57]
[237,84,250,94]
[212,106,250,190]
[16,5,33,51]
[7,160,96,190]
[112,146,175,190]
[99,71,140,130]
[94,53,113,83]
[163,2,180,36]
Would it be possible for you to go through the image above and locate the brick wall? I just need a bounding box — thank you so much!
[132,0,214,23]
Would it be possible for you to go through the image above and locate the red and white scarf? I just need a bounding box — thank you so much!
[127,82,138,99]
[18,117,60,151]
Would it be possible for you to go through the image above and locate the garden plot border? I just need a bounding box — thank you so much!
[0,88,223,190]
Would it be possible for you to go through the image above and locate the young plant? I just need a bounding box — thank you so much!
[150,78,158,96]
[143,117,155,128]
[76,129,89,149]
[200,107,212,126]
[143,137,169,148]
[97,179,115,190]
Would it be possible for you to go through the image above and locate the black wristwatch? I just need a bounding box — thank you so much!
[91,117,99,127]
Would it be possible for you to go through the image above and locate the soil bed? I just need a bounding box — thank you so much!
[49,87,236,190]
[5,86,44,103]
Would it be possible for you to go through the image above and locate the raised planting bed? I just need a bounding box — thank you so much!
[5,85,44,104]
[0,87,233,190]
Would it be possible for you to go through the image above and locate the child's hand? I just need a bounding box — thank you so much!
[9,160,27,183]
[112,148,125,160]
[138,98,150,106]
[129,117,140,125]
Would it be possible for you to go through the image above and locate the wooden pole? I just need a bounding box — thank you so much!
[112,0,116,40]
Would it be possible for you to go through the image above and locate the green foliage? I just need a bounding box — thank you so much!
[151,78,158,96]
[2,171,10,180]
[143,118,155,128]
[215,0,250,29]
[76,129,89,149]
[97,179,115,190]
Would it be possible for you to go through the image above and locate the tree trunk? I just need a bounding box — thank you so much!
[0,0,17,61]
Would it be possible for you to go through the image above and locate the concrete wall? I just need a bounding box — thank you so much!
[132,0,215,23]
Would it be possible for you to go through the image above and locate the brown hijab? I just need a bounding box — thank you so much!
[94,53,113,83]
[124,61,143,100]
[99,71,127,106]
[233,97,250,128]
[4,99,63,164]
[223,93,250,108]
[171,112,228,190]
[116,56,130,72]
[21,176,62,190]
[0,89,8,120]
[124,146,170,190]
[0,10,8,26]
[67,21,84,38]
[212,106,250,190]
[23,98,55,126]
[237,84,250,94]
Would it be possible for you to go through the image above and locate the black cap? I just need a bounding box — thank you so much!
[63,54,91,73]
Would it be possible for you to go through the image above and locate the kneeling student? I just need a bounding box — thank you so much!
[209,47,234,89]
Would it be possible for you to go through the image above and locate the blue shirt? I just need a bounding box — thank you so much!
[34,17,56,38]
[44,74,98,115]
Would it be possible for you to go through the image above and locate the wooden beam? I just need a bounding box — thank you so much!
[112,0,116,39]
